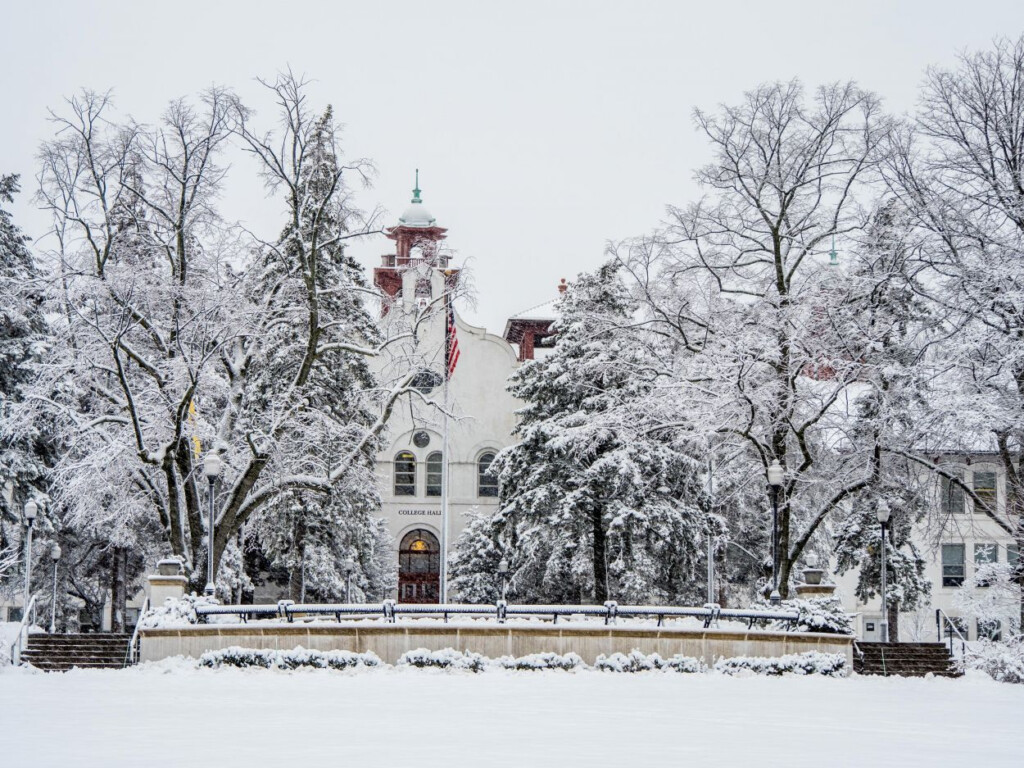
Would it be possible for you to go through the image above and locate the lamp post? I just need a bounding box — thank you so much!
[343,558,355,603]
[203,450,222,597]
[22,500,38,613]
[766,460,784,605]
[497,558,509,602]
[49,543,62,633]
[876,500,891,643]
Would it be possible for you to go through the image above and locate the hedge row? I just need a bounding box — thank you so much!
[195,646,846,677]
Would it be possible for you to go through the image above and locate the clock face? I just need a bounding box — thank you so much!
[413,431,431,448]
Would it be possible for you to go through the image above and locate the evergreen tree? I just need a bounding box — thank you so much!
[0,173,49,581]
[453,263,707,604]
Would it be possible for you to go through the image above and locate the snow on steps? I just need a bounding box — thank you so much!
[853,642,962,678]
[20,633,132,672]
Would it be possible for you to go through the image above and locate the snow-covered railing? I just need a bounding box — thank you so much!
[123,597,150,667]
[194,600,800,629]
[935,608,968,660]
[9,594,37,665]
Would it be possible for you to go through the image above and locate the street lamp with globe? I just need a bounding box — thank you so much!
[876,500,891,643]
[342,558,355,603]
[497,559,509,602]
[49,543,62,633]
[203,450,223,597]
[22,500,38,613]
[766,460,785,605]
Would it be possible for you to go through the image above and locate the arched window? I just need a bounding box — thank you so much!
[426,452,443,497]
[394,451,416,496]
[478,452,498,497]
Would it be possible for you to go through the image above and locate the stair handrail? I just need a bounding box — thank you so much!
[935,608,968,660]
[124,596,151,667]
[8,594,38,666]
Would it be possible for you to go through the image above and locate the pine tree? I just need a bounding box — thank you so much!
[0,174,49,580]
[243,105,390,600]
[453,262,708,604]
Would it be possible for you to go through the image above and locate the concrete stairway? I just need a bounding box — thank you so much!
[854,642,962,678]
[20,633,132,672]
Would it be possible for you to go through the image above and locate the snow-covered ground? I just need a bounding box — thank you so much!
[1,661,1020,767]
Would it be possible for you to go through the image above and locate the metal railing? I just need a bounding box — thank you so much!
[123,597,150,667]
[935,608,968,659]
[8,595,37,665]
[192,600,800,629]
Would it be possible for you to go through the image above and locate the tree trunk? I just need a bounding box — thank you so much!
[591,506,608,603]
[288,566,303,603]
[110,546,127,633]
[887,599,900,643]
[288,519,307,603]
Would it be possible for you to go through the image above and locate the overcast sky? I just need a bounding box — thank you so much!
[3,1,1023,335]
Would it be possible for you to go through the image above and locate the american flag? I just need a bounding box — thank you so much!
[446,294,460,378]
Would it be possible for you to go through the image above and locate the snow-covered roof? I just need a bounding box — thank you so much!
[508,297,560,323]
[398,200,436,228]
[397,170,438,228]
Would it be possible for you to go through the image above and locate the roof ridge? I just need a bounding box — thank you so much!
[511,296,558,320]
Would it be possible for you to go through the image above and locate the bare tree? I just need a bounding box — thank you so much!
[612,80,900,597]
[887,36,1024,628]
[19,75,446,591]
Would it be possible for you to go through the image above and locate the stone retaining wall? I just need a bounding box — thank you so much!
[140,622,853,665]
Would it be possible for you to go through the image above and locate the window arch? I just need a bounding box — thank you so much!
[478,452,498,498]
[394,451,416,496]
[426,452,443,497]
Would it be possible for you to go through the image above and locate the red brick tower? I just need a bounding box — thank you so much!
[374,171,458,305]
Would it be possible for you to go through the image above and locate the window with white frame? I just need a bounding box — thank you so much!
[477,452,498,498]
[972,470,997,513]
[940,473,965,515]
[975,542,997,587]
[943,615,968,639]
[977,619,1002,641]
[425,452,443,497]
[942,543,965,587]
[394,451,416,496]
[1008,544,1019,571]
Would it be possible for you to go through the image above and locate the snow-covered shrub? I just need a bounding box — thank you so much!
[198,645,382,670]
[595,649,705,673]
[713,651,847,677]
[397,647,488,672]
[754,596,853,635]
[200,647,276,669]
[138,594,214,629]
[496,652,585,671]
[966,637,1024,685]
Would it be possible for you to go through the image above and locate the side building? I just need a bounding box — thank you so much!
[835,455,1020,642]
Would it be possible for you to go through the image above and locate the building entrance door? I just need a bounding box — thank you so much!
[398,529,440,603]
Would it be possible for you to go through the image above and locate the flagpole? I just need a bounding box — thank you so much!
[440,375,450,604]
[439,281,451,605]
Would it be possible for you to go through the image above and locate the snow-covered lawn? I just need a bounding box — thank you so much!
[2,662,1020,767]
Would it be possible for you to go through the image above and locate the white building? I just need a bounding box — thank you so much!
[367,181,554,603]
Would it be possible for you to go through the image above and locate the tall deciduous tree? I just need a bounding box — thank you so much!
[18,75,430,592]
[611,81,906,598]
[887,35,1024,627]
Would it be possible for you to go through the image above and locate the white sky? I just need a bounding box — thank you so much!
[3,1,1023,335]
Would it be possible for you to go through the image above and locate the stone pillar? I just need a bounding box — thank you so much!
[147,558,188,606]
[793,553,838,598]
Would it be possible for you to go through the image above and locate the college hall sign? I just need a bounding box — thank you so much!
[398,508,442,517]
